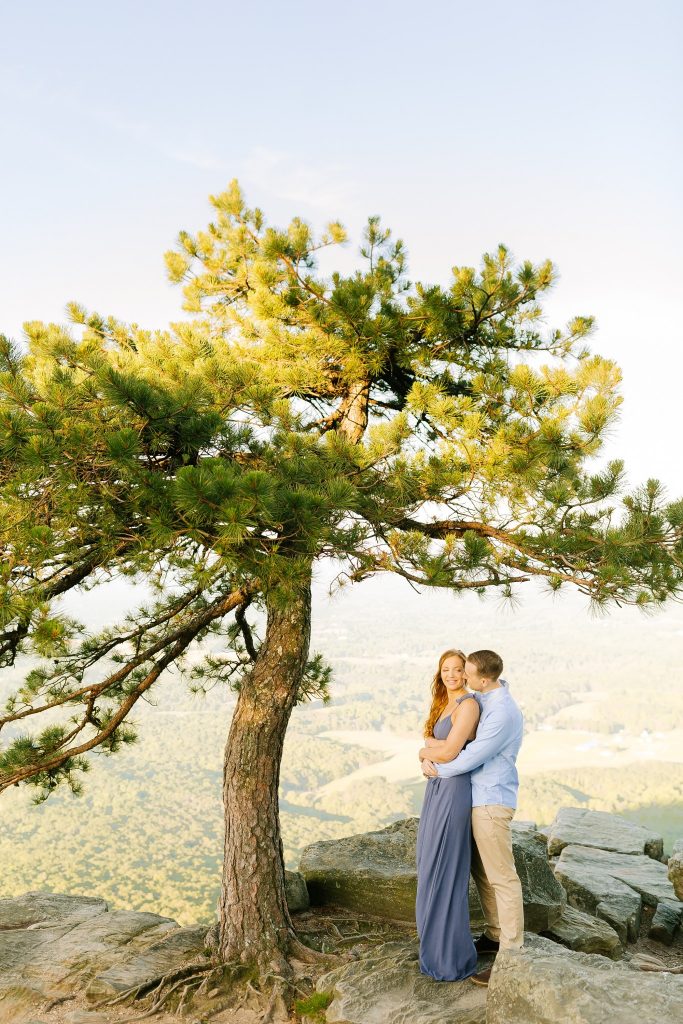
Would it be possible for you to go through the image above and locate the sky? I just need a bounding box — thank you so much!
[1,0,682,502]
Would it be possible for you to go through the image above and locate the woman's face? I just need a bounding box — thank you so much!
[440,655,465,692]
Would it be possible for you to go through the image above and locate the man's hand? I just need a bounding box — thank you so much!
[421,759,438,778]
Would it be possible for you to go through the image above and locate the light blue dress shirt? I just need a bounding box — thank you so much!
[434,681,524,809]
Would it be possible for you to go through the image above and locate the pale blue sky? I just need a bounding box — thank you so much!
[2,0,682,491]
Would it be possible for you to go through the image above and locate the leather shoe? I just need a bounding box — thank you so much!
[470,966,492,986]
[474,933,500,953]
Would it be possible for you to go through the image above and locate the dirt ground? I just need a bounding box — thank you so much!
[626,903,683,971]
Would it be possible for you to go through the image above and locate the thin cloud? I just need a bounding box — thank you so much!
[167,148,230,172]
[240,146,361,216]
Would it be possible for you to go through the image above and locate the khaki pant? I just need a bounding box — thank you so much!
[471,805,524,949]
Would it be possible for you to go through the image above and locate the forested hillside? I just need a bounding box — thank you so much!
[1,573,681,925]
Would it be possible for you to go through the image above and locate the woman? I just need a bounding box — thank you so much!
[415,648,480,981]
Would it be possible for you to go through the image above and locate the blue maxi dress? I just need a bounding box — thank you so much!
[415,693,478,981]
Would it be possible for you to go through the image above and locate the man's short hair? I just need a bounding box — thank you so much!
[467,649,503,681]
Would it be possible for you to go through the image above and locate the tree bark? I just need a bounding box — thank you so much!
[218,576,312,971]
[338,380,369,443]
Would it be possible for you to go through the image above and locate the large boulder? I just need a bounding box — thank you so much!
[554,844,681,943]
[314,937,487,1024]
[546,807,664,860]
[487,933,683,1024]
[668,838,683,900]
[300,817,564,933]
[300,818,419,921]
[541,904,622,959]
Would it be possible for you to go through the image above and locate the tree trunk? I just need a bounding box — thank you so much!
[218,576,312,972]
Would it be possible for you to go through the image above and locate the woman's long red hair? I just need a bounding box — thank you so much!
[423,649,467,738]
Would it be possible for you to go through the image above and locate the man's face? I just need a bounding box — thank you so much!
[464,659,485,691]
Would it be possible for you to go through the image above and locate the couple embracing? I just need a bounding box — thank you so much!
[416,648,524,987]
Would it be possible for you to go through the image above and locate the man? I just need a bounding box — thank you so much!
[421,649,524,987]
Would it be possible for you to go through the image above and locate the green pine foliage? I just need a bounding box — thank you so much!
[1,180,682,799]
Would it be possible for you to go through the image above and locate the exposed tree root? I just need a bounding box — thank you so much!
[639,964,683,973]
[43,994,74,1011]
[334,930,385,946]
[288,933,338,966]
[93,963,209,1010]
[88,924,354,1022]
[93,961,236,1022]
[260,978,288,1024]
[633,957,683,973]
[89,953,321,1022]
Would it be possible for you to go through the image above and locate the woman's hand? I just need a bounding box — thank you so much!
[419,736,445,760]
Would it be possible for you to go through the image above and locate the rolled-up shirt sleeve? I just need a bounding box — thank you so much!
[435,706,510,777]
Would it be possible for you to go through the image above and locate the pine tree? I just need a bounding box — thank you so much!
[1,181,682,1009]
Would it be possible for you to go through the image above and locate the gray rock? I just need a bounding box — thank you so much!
[300,817,564,932]
[546,807,664,860]
[315,937,487,1024]
[507,825,566,932]
[285,870,310,912]
[487,933,683,1024]
[0,892,178,1020]
[85,925,207,1001]
[648,899,682,945]
[0,892,108,930]
[553,864,641,945]
[541,904,622,959]
[23,909,178,992]
[300,818,420,921]
[668,838,683,900]
[554,844,681,943]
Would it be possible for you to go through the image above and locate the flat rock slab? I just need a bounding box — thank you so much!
[315,938,486,1024]
[0,893,108,931]
[0,891,179,1022]
[541,904,621,959]
[86,925,208,1000]
[554,844,681,943]
[300,817,564,932]
[487,933,683,1024]
[18,909,179,991]
[546,807,663,860]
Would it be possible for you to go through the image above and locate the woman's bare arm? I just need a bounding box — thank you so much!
[418,701,480,763]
